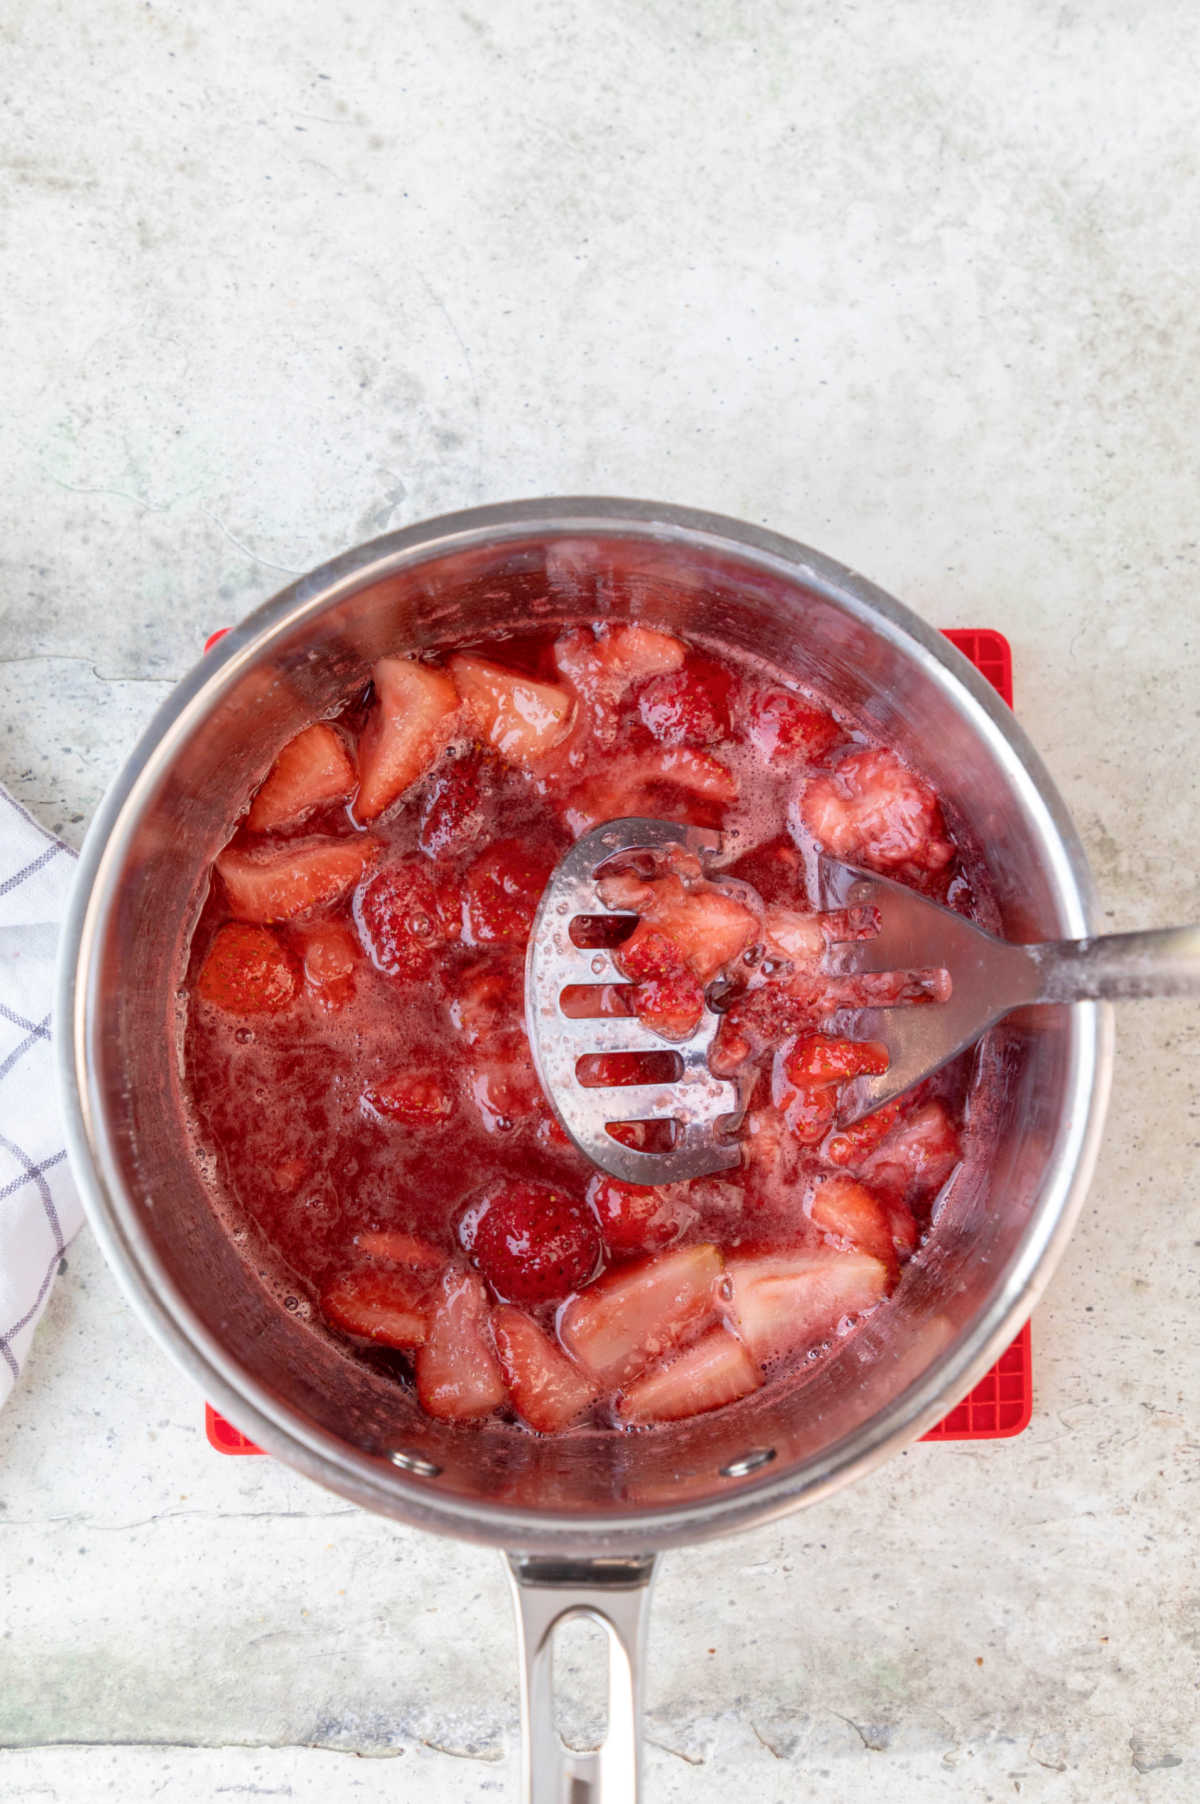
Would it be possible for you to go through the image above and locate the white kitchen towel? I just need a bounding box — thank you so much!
[0,787,81,1407]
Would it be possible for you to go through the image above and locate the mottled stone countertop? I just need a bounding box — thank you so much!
[1,3,1197,1800]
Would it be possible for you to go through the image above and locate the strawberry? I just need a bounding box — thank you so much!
[354,857,461,980]
[780,1081,838,1147]
[296,921,359,1009]
[217,835,380,924]
[782,1034,889,1086]
[761,907,825,966]
[355,657,461,821]
[418,751,488,859]
[559,1243,722,1384]
[466,1032,543,1133]
[354,1229,446,1271]
[555,623,686,702]
[602,871,759,984]
[246,723,357,832]
[464,839,556,945]
[416,1267,506,1421]
[825,1100,903,1167]
[448,954,524,1044]
[587,1173,681,1255]
[721,1249,891,1365]
[492,1305,597,1433]
[321,1267,430,1350]
[636,658,735,747]
[449,654,573,765]
[362,1069,455,1127]
[728,834,805,906]
[887,1197,919,1260]
[722,974,825,1052]
[465,1179,600,1303]
[801,747,954,876]
[809,1175,895,1270]
[616,927,705,1040]
[562,747,737,835]
[194,922,299,1014]
[617,1327,762,1424]
[747,689,842,765]
[858,1100,961,1204]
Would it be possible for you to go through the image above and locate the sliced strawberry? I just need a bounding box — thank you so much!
[195,922,299,1014]
[464,838,556,945]
[747,689,842,765]
[859,1100,961,1204]
[416,1267,506,1421]
[322,1267,430,1350]
[555,623,686,701]
[355,657,461,821]
[780,1081,838,1147]
[246,723,357,832]
[466,1032,544,1133]
[355,1229,446,1271]
[449,654,573,765]
[354,857,461,980]
[297,921,359,1010]
[809,1175,895,1270]
[801,747,954,875]
[825,1100,903,1166]
[418,751,488,859]
[559,1243,722,1384]
[603,870,759,985]
[465,1179,600,1304]
[362,1069,455,1127]
[492,1305,597,1434]
[636,658,735,747]
[721,1249,891,1365]
[217,835,379,924]
[617,1327,762,1424]
[562,747,737,834]
[783,1034,889,1086]
[587,1174,682,1255]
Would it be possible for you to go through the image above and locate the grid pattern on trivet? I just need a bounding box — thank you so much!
[204,622,1032,1455]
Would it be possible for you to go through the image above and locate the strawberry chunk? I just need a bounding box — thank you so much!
[354,857,461,979]
[355,657,460,821]
[194,922,299,1014]
[464,838,556,945]
[562,747,737,834]
[617,1327,762,1424]
[418,751,488,860]
[416,1267,506,1421]
[555,623,686,701]
[721,1250,891,1366]
[728,834,805,906]
[246,723,357,833]
[801,747,954,875]
[636,658,735,747]
[362,1069,455,1127]
[465,1179,600,1303]
[825,1100,903,1167]
[449,654,573,765]
[354,1230,446,1271]
[217,835,379,924]
[782,1034,889,1086]
[809,1176,895,1270]
[448,954,524,1044]
[602,870,759,985]
[466,1032,543,1133]
[322,1267,430,1350]
[297,921,359,1010]
[559,1243,722,1385]
[616,926,705,1040]
[493,1306,597,1434]
[588,1174,681,1255]
[747,689,842,765]
[858,1100,961,1204]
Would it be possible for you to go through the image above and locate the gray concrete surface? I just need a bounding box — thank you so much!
[1,2,1198,1800]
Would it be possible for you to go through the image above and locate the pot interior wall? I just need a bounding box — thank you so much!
[85,527,1081,1522]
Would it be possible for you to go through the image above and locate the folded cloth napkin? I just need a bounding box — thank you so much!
[0,787,81,1408]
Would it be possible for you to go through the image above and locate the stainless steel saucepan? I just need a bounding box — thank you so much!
[57,498,1113,1800]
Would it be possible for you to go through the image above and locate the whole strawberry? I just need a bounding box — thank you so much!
[463,1179,601,1304]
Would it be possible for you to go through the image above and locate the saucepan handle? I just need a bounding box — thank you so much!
[505,1552,657,1803]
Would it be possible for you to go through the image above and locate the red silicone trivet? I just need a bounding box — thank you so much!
[203,621,1031,1454]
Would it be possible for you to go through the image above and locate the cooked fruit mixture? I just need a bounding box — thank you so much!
[183,621,986,1433]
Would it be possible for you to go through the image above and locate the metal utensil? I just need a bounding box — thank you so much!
[525,816,743,1185]
[820,858,1199,1123]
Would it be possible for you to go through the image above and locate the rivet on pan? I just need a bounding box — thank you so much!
[390,1450,442,1477]
[719,1447,776,1479]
